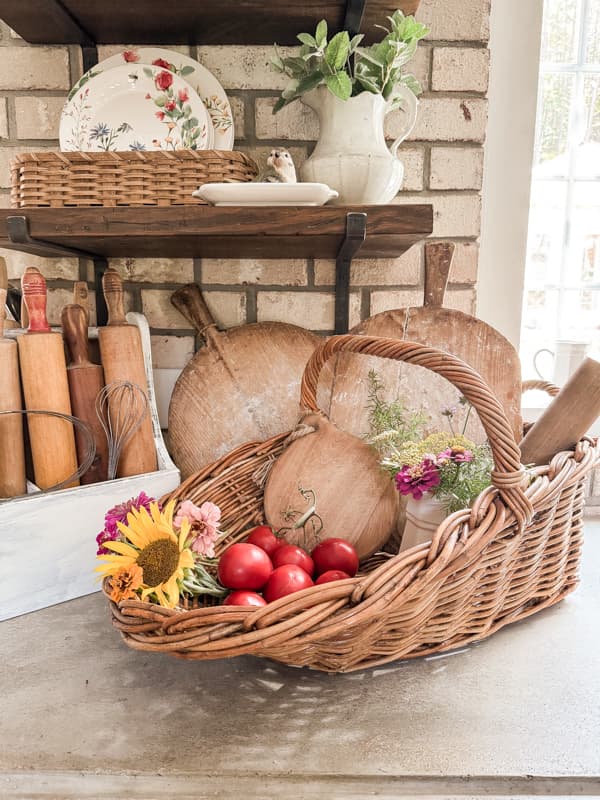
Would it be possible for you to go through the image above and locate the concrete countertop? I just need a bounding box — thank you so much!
[1,524,599,799]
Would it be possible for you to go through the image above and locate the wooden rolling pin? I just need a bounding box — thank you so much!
[520,357,600,466]
[0,259,26,497]
[62,303,108,484]
[98,269,157,477]
[17,267,79,490]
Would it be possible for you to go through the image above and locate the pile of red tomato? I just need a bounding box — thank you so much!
[219,525,359,607]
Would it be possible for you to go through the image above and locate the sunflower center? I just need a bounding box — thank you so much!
[137,539,180,587]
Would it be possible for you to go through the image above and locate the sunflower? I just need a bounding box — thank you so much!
[96,500,194,608]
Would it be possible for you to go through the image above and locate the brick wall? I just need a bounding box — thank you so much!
[0,0,490,380]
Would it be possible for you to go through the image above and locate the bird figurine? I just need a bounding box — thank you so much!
[254,148,297,183]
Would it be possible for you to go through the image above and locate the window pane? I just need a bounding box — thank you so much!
[585,0,600,63]
[581,75,600,146]
[568,181,600,281]
[535,72,575,168]
[525,181,568,287]
[541,0,580,63]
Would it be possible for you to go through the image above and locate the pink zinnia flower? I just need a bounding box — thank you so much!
[439,447,473,464]
[123,50,140,63]
[174,500,222,558]
[395,458,441,500]
[96,528,119,556]
[178,88,189,103]
[104,491,155,536]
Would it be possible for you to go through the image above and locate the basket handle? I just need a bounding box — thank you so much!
[300,334,534,527]
[521,379,560,397]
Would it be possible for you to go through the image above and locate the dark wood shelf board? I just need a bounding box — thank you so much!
[0,0,420,45]
[0,205,432,260]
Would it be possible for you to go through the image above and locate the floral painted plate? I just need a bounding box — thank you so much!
[60,63,211,152]
[67,47,234,150]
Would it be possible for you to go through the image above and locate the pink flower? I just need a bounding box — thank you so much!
[152,58,172,70]
[439,447,473,464]
[123,50,140,63]
[165,100,176,111]
[178,88,189,103]
[395,458,441,500]
[174,500,221,558]
[155,70,174,91]
[155,110,165,121]
[104,492,155,536]
[96,528,118,556]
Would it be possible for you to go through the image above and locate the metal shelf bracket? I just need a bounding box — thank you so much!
[344,0,367,35]
[334,211,367,334]
[5,215,109,326]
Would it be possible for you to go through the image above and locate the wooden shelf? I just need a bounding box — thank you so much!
[0,205,433,260]
[0,0,420,46]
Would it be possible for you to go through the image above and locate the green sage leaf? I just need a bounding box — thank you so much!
[325,71,352,101]
[325,31,350,70]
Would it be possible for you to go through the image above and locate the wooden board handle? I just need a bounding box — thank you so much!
[0,257,7,291]
[73,281,90,325]
[424,242,454,308]
[62,303,92,368]
[22,267,51,333]
[171,284,218,341]
[102,269,127,326]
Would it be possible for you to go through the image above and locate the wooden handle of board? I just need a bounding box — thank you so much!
[519,356,600,466]
[62,304,93,368]
[0,286,26,497]
[424,242,454,308]
[22,267,51,332]
[102,269,127,326]
[62,304,108,484]
[19,268,79,490]
[171,284,219,343]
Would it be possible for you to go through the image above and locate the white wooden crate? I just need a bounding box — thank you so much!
[0,313,181,621]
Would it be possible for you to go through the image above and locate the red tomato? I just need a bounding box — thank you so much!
[315,570,351,585]
[263,564,314,602]
[311,538,359,577]
[246,525,282,558]
[223,590,267,607]
[217,543,273,590]
[272,544,314,576]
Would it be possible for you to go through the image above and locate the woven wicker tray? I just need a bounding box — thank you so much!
[10,150,258,208]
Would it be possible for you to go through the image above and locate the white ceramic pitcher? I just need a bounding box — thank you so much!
[299,85,418,205]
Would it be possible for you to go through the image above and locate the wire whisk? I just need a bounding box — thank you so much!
[95,381,149,480]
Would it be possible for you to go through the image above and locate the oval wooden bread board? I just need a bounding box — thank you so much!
[168,285,334,478]
[327,243,523,444]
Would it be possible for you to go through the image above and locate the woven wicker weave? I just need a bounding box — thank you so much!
[10,150,258,208]
[104,336,599,672]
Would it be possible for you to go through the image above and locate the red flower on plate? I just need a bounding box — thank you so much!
[155,110,166,121]
[178,88,189,103]
[152,58,172,70]
[165,100,176,112]
[122,50,140,63]
[155,70,174,91]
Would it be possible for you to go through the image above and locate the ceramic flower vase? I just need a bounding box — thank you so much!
[399,493,447,553]
[299,85,418,205]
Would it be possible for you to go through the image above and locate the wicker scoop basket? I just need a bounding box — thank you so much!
[103,335,599,672]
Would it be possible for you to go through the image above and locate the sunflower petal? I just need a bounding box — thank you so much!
[179,549,195,570]
[103,540,139,558]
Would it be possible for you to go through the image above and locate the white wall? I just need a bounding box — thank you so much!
[478,0,545,347]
